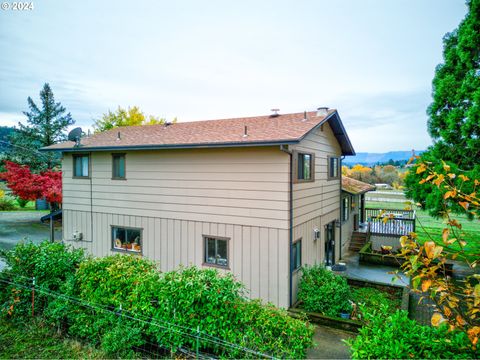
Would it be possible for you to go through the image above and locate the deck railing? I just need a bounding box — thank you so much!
[365,207,416,236]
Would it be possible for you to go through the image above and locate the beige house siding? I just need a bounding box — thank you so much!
[289,123,342,303]
[63,209,290,308]
[290,209,340,304]
[62,146,290,308]
[62,147,290,230]
[340,193,361,254]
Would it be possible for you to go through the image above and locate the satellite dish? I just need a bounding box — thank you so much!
[68,127,83,142]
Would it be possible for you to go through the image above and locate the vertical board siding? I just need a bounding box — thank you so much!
[63,209,289,308]
[290,122,342,270]
[340,193,361,254]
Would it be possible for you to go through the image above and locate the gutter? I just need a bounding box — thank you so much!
[339,155,345,261]
[40,139,300,153]
[280,144,293,308]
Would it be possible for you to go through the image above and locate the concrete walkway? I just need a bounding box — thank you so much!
[341,250,409,286]
[307,325,356,359]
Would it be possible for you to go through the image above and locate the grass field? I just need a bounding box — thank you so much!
[0,320,107,359]
[366,199,480,260]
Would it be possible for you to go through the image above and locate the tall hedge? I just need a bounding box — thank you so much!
[0,244,314,359]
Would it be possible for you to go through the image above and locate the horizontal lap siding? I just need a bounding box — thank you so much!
[62,147,290,230]
[63,209,290,308]
[290,123,342,293]
[61,146,290,308]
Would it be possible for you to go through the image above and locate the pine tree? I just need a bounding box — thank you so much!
[8,83,74,171]
[426,0,480,167]
[406,0,480,216]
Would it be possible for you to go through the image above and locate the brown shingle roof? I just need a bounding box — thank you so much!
[43,109,355,155]
[342,176,375,195]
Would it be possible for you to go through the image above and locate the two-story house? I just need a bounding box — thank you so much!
[43,108,355,308]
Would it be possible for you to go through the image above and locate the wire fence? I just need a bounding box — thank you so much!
[0,272,276,359]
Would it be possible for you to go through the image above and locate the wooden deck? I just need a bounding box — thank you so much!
[365,208,416,236]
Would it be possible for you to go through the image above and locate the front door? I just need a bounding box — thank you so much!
[325,221,335,266]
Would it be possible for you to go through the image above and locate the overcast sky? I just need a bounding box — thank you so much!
[0,0,468,152]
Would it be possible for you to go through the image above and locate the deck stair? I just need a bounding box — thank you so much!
[349,231,368,251]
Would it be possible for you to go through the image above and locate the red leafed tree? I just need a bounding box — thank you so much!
[0,161,62,204]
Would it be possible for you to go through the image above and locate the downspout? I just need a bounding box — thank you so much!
[339,155,345,261]
[280,145,293,307]
[90,152,94,243]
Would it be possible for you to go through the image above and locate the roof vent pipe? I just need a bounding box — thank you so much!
[317,107,329,116]
[270,108,280,117]
[243,125,248,138]
[303,111,307,121]
[116,131,121,141]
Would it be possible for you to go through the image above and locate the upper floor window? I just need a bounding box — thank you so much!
[328,156,340,180]
[112,153,126,179]
[73,154,89,178]
[204,236,229,268]
[295,152,315,183]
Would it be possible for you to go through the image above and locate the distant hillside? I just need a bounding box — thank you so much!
[0,126,15,152]
[343,150,425,166]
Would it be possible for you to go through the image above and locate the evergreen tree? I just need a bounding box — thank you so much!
[406,0,480,216]
[8,83,74,172]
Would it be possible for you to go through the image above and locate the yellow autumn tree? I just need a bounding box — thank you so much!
[396,159,480,349]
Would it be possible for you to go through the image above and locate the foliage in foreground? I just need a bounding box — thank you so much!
[399,161,480,349]
[297,265,351,316]
[346,306,478,359]
[0,319,106,359]
[298,265,400,321]
[0,244,314,359]
[0,241,85,320]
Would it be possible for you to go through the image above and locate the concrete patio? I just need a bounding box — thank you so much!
[340,250,409,287]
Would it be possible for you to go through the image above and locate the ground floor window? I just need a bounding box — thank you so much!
[112,226,142,253]
[292,239,302,270]
[204,236,229,267]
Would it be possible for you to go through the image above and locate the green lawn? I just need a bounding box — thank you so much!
[0,319,107,359]
[366,200,480,260]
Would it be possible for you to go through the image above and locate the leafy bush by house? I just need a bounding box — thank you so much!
[346,306,478,359]
[0,194,15,210]
[298,265,351,316]
[16,197,29,208]
[0,241,85,320]
[43,254,313,358]
[350,287,400,312]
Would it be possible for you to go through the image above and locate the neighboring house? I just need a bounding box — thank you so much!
[340,177,375,253]
[43,108,355,308]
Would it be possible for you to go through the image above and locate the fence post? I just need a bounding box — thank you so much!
[31,277,35,317]
[196,325,200,358]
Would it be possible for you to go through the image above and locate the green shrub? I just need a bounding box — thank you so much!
[0,241,85,320]
[47,254,161,354]
[16,198,29,208]
[351,287,400,313]
[0,195,15,210]
[346,306,478,359]
[50,256,313,358]
[298,265,351,317]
